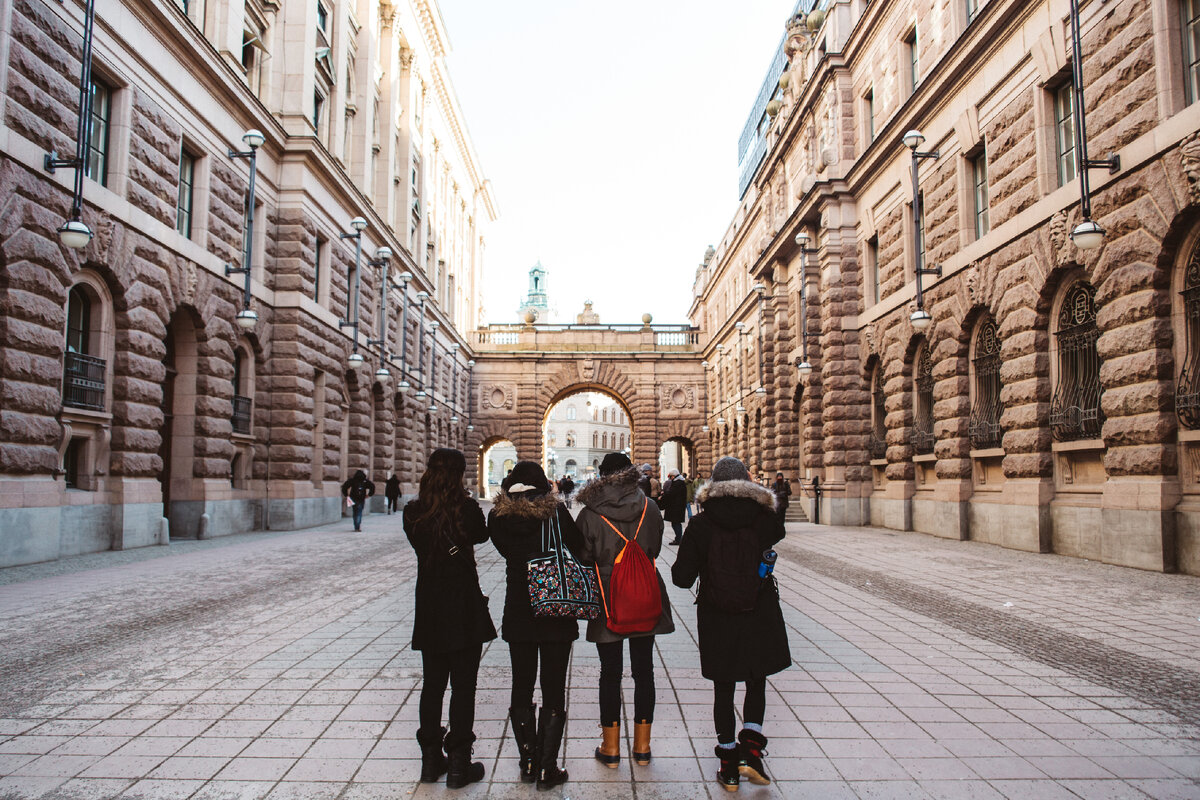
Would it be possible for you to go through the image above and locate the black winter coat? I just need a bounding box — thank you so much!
[659,477,687,523]
[488,492,586,643]
[671,479,790,682]
[403,495,497,652]
[341,471,375,503]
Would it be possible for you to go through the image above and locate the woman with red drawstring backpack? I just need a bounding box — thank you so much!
[576,452,675,770]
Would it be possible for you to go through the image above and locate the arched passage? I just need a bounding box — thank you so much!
[159,309,202,538]
[478,435,516,499]
[542,385,634,482]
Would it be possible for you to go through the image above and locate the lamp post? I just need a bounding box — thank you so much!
[735,322,748,414]
[794,231,818,376]
[449,343,461,425]
[337,216,369,367]
[364,246,393,381]
[1066,0,1120,250]
[221,130,267,330]
[465,359,476,432]
[395,271,413,392]
[414,291,429,397]
[903,130,941,332]
[701,359,711,433]
[753,282,767,395]
[43,0,99,250]
[427,320,440,412]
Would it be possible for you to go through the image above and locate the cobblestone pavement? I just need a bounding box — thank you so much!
[1,509,1199,799]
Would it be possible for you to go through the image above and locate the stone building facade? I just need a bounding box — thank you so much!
[0,0,494,565]
[690,0,1200,575]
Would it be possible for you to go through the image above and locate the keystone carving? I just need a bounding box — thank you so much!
[1181,132,1200,203]
[1049,210,1070,267]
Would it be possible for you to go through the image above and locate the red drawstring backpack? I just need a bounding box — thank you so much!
[595,499,663,634]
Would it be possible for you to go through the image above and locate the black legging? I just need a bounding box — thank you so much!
[597,636,655,725]
[509,641,572,711]
[420,644,482,747]
[713,677,767,743]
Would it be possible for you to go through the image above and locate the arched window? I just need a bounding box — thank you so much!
[969,318,1003,449]
[1050,281,1104,441]
[869,364,886,459]
[63,285,105,411]
[913,342,934,455]
[592,431,598,447]
[602,408,608,422]
[564,458,577,475]
[619,433,625,450]
[1178,239,1200,428]
[602,432,608,448]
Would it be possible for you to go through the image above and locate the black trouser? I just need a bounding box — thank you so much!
[508,641,572,711]
[597,636,655,725]
[713,677,767,743]
[387,495,399,513]
[420,644,482,748]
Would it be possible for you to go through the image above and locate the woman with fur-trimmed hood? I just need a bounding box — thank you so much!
[672,456,790,792]
[487,461,584,790]
[576,452,675,769]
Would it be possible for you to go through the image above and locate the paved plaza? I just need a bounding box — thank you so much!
[0,509,1198,799]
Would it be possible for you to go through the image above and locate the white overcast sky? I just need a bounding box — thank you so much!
[437,1,800,327]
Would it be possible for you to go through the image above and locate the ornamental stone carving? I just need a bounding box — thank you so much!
[1182,132,1200,203]
[480,384,515,411]
[661,384,696,410]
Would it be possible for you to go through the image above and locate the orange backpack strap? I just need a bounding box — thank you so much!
[599,499,649,565]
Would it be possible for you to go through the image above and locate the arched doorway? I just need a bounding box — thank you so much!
[659,436,696,479]
[158,311,200,538]
[478,436,516,499]
[543,388,632,484]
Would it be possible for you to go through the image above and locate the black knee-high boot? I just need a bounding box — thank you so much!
[509,705,538,783]
[535,708,568,791]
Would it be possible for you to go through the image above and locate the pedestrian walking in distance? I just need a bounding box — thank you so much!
[385,473,401,515]
[771,472,791,525]
[672,456,791,792]
[340,469,375,531]
[659,469,687,545]
[488,461,585,790]
[577,452,675,768]
[402,448,496,789]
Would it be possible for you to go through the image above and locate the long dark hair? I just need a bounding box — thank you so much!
[412,448,469,532]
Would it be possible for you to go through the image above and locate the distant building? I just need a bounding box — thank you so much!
[517,262,555,322]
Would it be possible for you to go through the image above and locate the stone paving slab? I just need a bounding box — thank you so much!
[0,510,1198,798]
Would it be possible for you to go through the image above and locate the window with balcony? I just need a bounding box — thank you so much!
[969,318,1002,449]
[63,286,105,411]
[1054,81,1077,187]
[85,78,111,186]
[913,342,935,455]
[1178,240,1200,428]
[1050,281,1104,441]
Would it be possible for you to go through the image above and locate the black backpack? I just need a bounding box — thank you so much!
[704,525,764,614]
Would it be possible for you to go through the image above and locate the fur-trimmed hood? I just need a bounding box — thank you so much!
[490,491,559,520]
[575,466,645,522]
[696,479,776,510]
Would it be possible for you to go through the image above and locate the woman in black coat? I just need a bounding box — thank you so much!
[402,448,496,789]
[672,457,790,792]
[488,461,585,790]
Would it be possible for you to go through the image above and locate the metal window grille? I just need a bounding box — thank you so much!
[869,369,887,459]
[1185,0,1200,105]
[63,352,106,411]
[1050,282,1104,441]
[969,319,1003,449]
[232,395,252,434]
[1178,246,1200,427]
[1054,82,1077,187]
[913,345,935,455]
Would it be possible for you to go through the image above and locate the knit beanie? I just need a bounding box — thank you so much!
[710,456,749,483]
[502,460,551,495]
[599,452,633,476]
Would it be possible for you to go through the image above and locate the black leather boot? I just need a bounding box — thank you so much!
[415,726,446,783]
[444,732,485,789]
[510,704,538,783]
[535,708,568,791]
[737,729,770,785]
[715,744,740,792]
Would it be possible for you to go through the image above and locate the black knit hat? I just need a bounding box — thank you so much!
[502,460,551,495]
[599,452,633,476]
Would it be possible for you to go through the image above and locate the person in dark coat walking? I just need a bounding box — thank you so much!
[672,456,790,792]
[385,473,402,514]
[771,472,791,525]
[488,462,584,790]
[341,469,375,531]
[402,448,496,789]
[576,453,675,768]
[659,469,687,545]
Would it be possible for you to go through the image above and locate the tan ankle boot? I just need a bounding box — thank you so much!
[633,721,652,765]
[594,722,620,767]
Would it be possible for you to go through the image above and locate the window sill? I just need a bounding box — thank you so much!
[870,458,887,467]
[1178,429,1200,443]
[970,447,1005,458]
[61,406,113,423]
[1051,438,1104,453]
[913,453,936,464]
[232,433,255,444]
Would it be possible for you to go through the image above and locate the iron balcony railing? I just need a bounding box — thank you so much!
[232,395,252,435]
[63,351,105,411]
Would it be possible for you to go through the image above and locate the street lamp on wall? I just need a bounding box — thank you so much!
[427,320,440,412]
[365,246,393,381]
[449,343,461,424]
[465,359,475,432]
[700,359,711,433]
[753,283,767,395]
[337,216,369,367]
[903,130,940,333]
[44,0,98,250]
[1066,0,1120,251]
[223,129,266,330]
[735,322,749,414]
[414,290,429,397]
[794,231,818,376]
[395,271,413,392]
